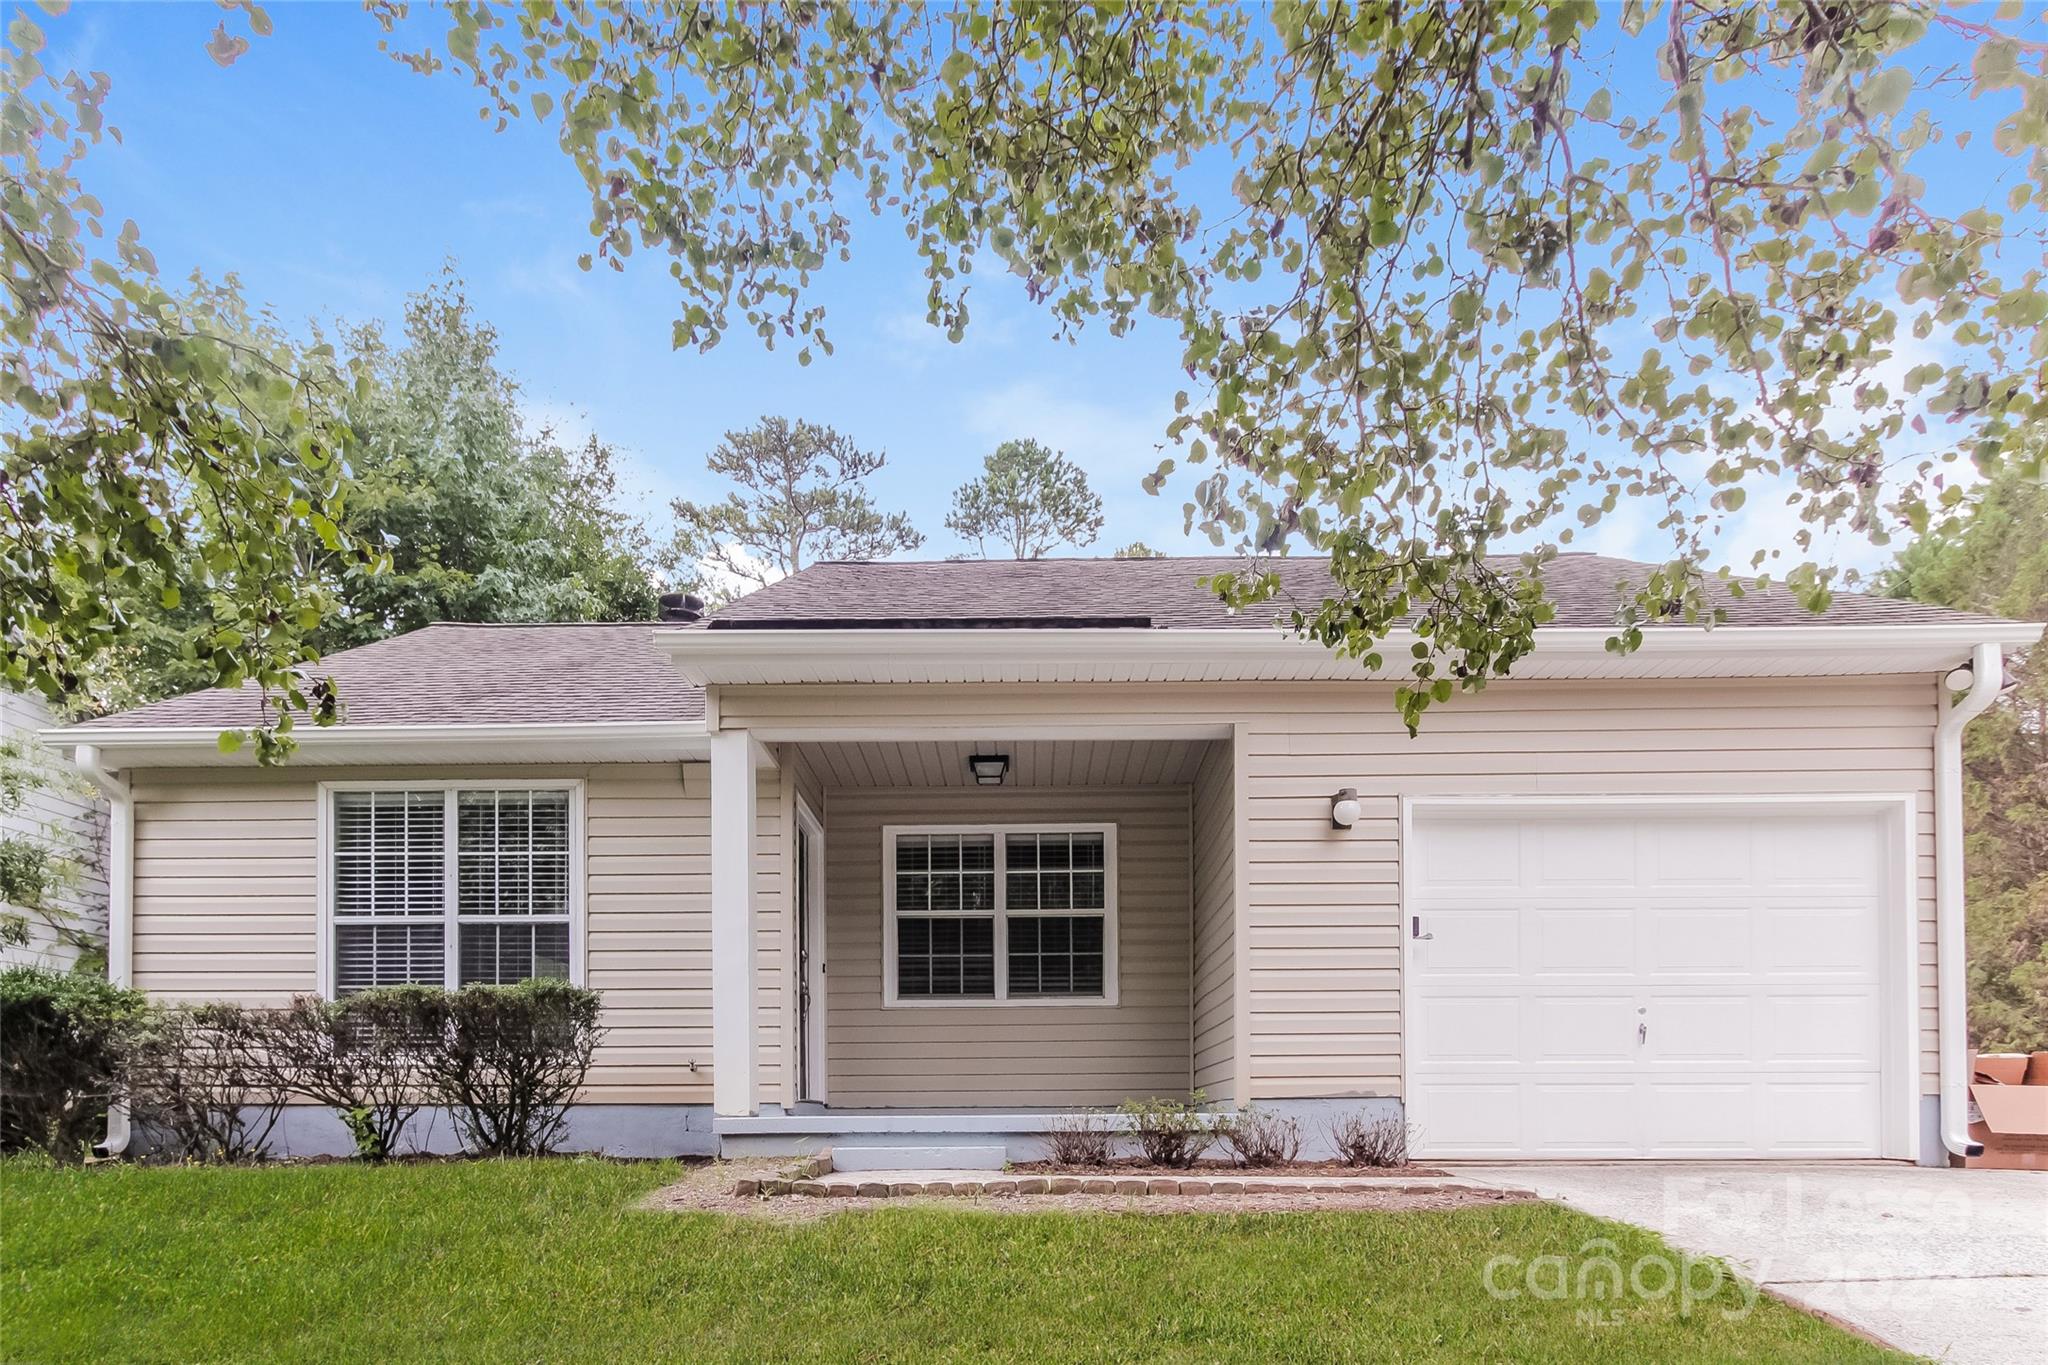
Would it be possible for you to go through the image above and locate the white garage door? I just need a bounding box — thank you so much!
[1407,805,1895,1159]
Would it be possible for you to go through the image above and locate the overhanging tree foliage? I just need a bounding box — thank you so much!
[4,10,374,760]
[380,0,2048,726]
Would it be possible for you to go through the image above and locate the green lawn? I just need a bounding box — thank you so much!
[1,1159,1895,1362]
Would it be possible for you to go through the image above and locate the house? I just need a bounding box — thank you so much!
[47,554,2042,1166]
[2,690,109,972]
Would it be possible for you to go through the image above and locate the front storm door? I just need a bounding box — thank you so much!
[793,804,826,1102]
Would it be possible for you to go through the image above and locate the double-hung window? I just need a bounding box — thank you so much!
[884,824,1117,1006]
[324,783,581,994]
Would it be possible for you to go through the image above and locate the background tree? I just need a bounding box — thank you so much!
[80,275,671,714]
[1113,542,1167,560]
[946,440,1106,560]
[670,417,922,589]
[312,276,664,651]
[1883,470,2047,1052]
[387,1,2048,728]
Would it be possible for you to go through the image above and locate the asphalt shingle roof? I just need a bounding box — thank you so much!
[77,554,2017,731]
[700,553,2000,632]
[77,623,706,731]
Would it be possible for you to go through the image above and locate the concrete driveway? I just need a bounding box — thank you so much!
[1457,1163,2047,1363]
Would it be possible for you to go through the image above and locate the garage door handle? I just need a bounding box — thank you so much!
[1638,1022,1648,1044]
[1411,916,1433,941]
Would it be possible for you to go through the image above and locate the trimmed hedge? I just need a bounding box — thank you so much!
[416,980,604,1157]
[0,970,606,1163]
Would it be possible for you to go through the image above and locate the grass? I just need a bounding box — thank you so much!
[1,1159,1897,1363]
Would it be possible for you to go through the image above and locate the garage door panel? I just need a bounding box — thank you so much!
[1533,995,1638,1063]
[1647,819,1755,886]
[1411,1082,1521,1154]
[1762,903,1883,976]
[1644,905,1752,974]
[1761,991,1881,1064]
[1410,806,1893,1159]
[1416,821,1520,887]
[1645,1081,1755,1154]
[1528,1083,1638,1154]
[1762,1080,1883,1155]
[1534,822,1639,886]
[1531,908,1635,973]
[1649,995,1752,1062]
[1422,908,1521,972]
[1416,995,1520,1063]
[1763,816,1881,885]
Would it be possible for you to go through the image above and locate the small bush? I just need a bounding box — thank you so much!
[1220,1105,1301,1168]
[0,967,153,1163]
[1117,1090,1214,1168]
[269,988,438,1160]
[1329,1111,1409,1168]
[414,980,604,1157]
[125,1002,290,1163]
[1042,1110,1115,1168]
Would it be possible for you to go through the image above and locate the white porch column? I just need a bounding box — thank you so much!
[710,727,758,1116]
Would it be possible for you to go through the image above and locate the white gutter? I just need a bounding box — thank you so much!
[41,720,711,768]
[71,745,133,1159]
[1935,643,2004,1160]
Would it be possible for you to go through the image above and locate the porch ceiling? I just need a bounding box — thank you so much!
[795,737,1210,788]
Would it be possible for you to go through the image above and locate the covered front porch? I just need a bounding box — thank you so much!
[707,731,1247,1157]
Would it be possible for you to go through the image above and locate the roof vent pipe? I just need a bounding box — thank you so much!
[659,592,705,623]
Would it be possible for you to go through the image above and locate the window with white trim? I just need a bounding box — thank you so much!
[328,786,578,994]
[885,825,1116,1005]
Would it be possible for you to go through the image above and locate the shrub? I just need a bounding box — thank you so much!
[268,988,438,1160]
[1042,1110,1115,1168]
[0,967,153,1163]
[1117,1090,1214,1168]
[1329,1111,1409,1168]
[125,1002,290,1163]
[413,980,603,1157]
[1220,1105,1301,1168]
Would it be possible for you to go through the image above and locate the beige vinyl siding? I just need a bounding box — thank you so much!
[131,762,716,1105]
[822,785,1192,1107]
[1189,739,1237,1102]
[721,676,1944,1099]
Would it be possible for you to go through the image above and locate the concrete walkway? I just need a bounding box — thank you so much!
[1455,1162,2048,1364]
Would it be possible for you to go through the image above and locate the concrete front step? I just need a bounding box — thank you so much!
[828,1145,1009,1172]
[732,1168,1516,1199]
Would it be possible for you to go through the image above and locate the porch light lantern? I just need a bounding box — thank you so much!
[968,752,1011,786]
[1330,788,1361,830]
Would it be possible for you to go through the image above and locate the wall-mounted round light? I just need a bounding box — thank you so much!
[1944,665,1976,692]
[967,752,1010,786]
[1330,787,1360,830]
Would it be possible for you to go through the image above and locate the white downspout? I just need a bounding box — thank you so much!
[71,744,133,1158]
[1935,643,2002,1160]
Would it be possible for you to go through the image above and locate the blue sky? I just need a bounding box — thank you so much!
[26,2,2025,580]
